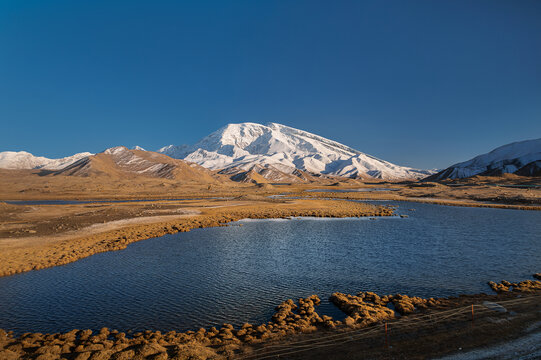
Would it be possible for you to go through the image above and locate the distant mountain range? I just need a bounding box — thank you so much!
[0,151,92,170]
[53,146,219,182]
[426,138,541,180]
[158,122,433,181]
[1,123,539,182]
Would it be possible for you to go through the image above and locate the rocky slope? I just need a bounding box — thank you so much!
[426,138,541,180]
[159,122,433,181]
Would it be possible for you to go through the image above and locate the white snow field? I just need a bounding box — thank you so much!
[159,122,433,180]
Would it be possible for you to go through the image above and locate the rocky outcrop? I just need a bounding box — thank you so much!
[488,279,541,293]
[330,292,394,327]
[329,291,446,328]
[515,160,541,176]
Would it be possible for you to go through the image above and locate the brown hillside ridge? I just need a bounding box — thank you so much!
[48,146,222,182]
[0,275,539,359]
[228,169,270,184]
[218,163,322,183]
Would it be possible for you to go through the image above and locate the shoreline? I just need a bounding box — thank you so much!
[0,199,392,277]
[1,276,540,359]
[2,192,540,210]
[291,192,541,211]
[1,193,539,278]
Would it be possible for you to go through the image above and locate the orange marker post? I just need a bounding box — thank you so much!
[385,322,389,348]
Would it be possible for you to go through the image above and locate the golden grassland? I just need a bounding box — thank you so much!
[1,169,539,205]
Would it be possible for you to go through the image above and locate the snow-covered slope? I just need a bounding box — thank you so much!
[0,151,92,170]
[159,122,433,180]
[426,138,541,180]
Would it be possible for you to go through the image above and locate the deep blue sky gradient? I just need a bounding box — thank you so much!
[1,0,540,169]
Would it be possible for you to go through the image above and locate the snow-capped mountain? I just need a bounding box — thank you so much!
[426,138,541,180]
[0,151,92,170]
[159,122,433,180]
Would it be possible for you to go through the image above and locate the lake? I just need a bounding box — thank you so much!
[0,201,540,335]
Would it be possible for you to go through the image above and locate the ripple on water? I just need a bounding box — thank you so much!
[0,201,540,334]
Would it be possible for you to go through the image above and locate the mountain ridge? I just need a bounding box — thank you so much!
[0,151,93,170]
[158,122,433,181]
[425,138,541,180]
[50,146,220,182]
[9,124,536,183]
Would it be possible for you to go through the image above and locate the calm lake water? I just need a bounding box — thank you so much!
[1,201,540,335]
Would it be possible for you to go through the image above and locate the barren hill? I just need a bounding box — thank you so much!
[51,146,220,183]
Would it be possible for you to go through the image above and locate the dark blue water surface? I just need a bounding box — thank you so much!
[0,201,540,335]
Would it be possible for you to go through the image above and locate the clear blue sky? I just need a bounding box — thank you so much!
[1,0,540,169]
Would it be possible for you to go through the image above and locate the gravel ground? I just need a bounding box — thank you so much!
[436,319,541,360]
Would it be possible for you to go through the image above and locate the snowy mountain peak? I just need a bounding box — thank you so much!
[426,138,541,180]
[205,122,268,153]
[158,122,433,180]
